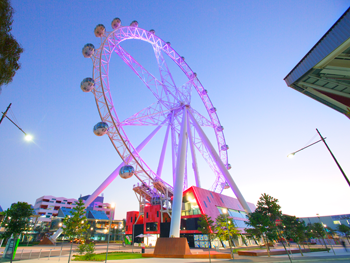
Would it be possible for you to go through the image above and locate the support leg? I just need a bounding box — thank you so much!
[84,120,167,207]
[187,109,251,213]
[157,121,171,177]
[169,107,188,238]
[187,113,201,188]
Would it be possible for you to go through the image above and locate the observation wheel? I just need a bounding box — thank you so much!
[81,19,242,202]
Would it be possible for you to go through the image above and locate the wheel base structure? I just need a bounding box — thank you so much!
[142,237,231,259]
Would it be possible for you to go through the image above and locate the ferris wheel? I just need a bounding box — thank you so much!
[80,18,250,216]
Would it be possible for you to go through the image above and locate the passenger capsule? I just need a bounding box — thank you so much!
[82,43,95,58]
[80,78,95,92]
[94,24,106,37]
[111,18,121,29]
[227,163,232,170]
[93,122,109,136]
[130,20,138,27]
[166,42,171,46]
[224,182,230,189]
[216,126,224,132]
[181,56,185,61]
[221,145,229,151]
[202,89,208,95]
[210,107,217,113]
[119,165,134,179]
[149,29,155,34]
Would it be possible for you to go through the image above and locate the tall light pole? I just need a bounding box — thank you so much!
[1,105,33,141]
[288,128,349,188]
[222,208,234,259]
[105,203,115,263]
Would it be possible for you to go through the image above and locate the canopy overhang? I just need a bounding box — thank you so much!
[284,7,350,119]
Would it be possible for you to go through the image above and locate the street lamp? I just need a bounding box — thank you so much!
[288,128,349,188]
[222,208,234,259]
[105,203,115,263]
[1,104,33,142]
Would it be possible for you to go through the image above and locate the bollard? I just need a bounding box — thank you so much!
[20,249,24,259]
[141,246,145,254]
[48,249,52,260]
[58,244,63,261]
[29,250,32,259]
[38,249,42,259]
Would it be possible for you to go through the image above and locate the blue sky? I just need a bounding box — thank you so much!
[1,0,350,219]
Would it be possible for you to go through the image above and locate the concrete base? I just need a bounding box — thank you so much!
[39,237,55,245]
[238,248,310,256]
[143,238,231,259]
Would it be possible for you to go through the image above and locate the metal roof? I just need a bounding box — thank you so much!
[284,7,350,118]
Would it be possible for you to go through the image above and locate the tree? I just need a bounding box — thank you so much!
[0,0,24,92]
[281,215,307,255]
[62,199,90,263]
[0,202,33,262]
[310,222,328,251]
[338,225,350,242]
[215,214,239,258]
[197,214,216,262]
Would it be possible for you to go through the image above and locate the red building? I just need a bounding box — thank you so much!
[125,186,255,248]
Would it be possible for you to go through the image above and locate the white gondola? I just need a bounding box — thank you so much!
[119,165,134,179]
[80,78,95,93]
[94,24,106,37]
[111,18,121,29]
[93,122,109,136]
[82,43,95,58]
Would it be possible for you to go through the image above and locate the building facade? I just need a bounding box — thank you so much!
[125,186,256,248]
[33,194,115,222]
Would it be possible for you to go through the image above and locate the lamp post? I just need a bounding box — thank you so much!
[288,129,349,188]
[1,105,33,141]
[114,226,117,242]
[105,203,115,263]
[222,209,234,259]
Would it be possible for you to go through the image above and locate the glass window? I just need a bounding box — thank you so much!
[210,193,214,199]
[217,207,223,214]
[234,220,248,228]
[207,197,211,203]
[203,201,207,208]
[146,222,157,231]
[146,212,149,219]
[130,217,133,222]
[157,211,159,217]
[220,198,224,203]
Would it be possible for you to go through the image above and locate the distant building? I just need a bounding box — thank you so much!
[33,194,115,222]
[0,205,3,212]
[79,195,115,220]
[299,214,350,230]
[33,196,78,222]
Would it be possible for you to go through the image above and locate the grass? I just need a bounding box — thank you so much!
[309,248,330,252]
[73,252,143,261]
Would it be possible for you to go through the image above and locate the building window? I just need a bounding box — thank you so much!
[210,193,214,199]
[130,217,133,223]
[220,197,224,204]
[203,201,207,208]
[207,197,211,203]
[157,211,159,217]
[333,221,341,225]
[146,222,158,231]
[146,212,149,219]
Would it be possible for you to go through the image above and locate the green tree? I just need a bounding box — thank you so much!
[0,0,24,91]
[338,225,350,242]
[310,222,328,251]
[62,199,90,263]
[0,202,33,261]
[215,214,239,258]
[245,210,274,256]
[198,214,216,262]
[281,215,307,255]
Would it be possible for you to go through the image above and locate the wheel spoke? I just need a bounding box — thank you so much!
[114,45,180,109]
[189,108,214,127]
[119,101,171,126]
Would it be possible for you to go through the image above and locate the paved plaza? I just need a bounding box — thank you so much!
[1,244,350,263]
